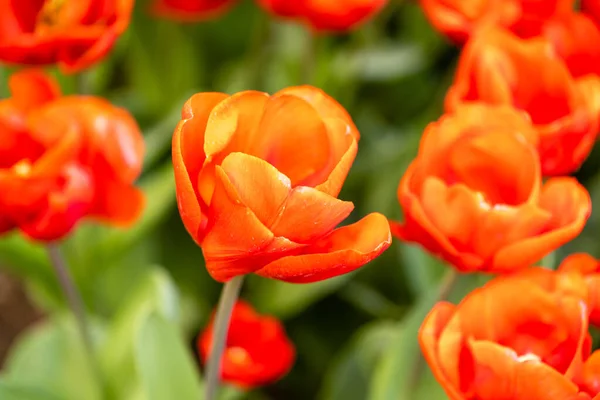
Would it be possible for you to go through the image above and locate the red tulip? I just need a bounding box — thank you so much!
[391,103,590,273]
[419,0,574,44]
[0,0,134,73]
[150,0,238,21]
[0,69,144,241]
[172,86,391,282]
[256,0,388,33]
[446,27,597,176]
[198,300,295,388]
[420,268,593,400]
[582,0,600,26]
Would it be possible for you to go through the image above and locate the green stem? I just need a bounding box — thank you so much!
[46,244,94,355]
[409,270,458,391]
[205,275,245,400]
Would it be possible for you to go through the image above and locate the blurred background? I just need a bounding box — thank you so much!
[1,0,599,399]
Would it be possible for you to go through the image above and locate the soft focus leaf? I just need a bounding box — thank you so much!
[100,266,180,398]
[3,316,103,400]
[319,321,396,400]
[247,274,352,319]
[135,311,203,400]
[0,380,64,400]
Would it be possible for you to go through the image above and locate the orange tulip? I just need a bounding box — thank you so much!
[150,0,238,21]
[419,0,573,43]
[391,103,590,273]
[0,69,144,240]
[172,86,391,282]
[198,300,295,388]
[560,253,600,328]
[446,27,597,176]
[420,268,593,400]
[577,350,600,397]
[0,0,134,73]
[256,0,388,32]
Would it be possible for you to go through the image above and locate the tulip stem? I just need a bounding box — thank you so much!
[409,269,458,391]
[46,244,94,356]
[205,275,245,400]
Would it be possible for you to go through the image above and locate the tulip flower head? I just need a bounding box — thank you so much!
[446,28,598,176]
[172,86,391,282]
[0,69,145,241]
[420,269,596,400]
[560,254,600,328]
[0,0,134,72]
[198,300,295,388]
[392,103,591,273]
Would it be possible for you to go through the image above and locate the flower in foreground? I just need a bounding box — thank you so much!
[560,253,600,328]
[256,0,388,33]
[419,268,599,400]
[0,69,145,240]
[391,103,590,273]
[0,0,134,72]
[445,27,598,176]
[198,300,295,388]
[150,0,238,21]
[172,86,391,282]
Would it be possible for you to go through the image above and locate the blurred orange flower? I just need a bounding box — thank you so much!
[391,103,590,273]
[420,0,573,43]
[420,268,594,400]
[0,69,145,241]
[256,0,388,32]
[198,300,295,388]
[0,0,134,73]
[150,0,238,21]
[560,253,600,328]
[446,28,598,176]
[172,86,391,282]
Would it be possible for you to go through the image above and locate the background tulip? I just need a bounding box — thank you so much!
[420,269,591,400]
[392,103,591,273]
[198,300,295,388]
[150,0,239,21]
[0,0,134,72]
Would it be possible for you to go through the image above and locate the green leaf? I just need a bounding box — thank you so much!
[100,266,180,398]
[369,273,485,400]
[3,316,103,400]
[247,274,352,319]
[135,311,203,400]
[319,321,396,400]
[0,380,64,400]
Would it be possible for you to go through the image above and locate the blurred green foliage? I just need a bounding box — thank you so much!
[1,0,599,399]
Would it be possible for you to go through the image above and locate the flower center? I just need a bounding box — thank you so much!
[37,0,67,27]
[226,346,252,367]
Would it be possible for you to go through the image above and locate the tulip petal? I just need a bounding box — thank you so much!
[9,69,60,111]
[270,186,354,244]
[493,177,590,271]
[219,152,291,227]
[255,212,391,283]
[202,166,302,281]
[315,133,357,197]
[90,178,145,226]
[419,302,466,400]
[468,340,581,399]
[172,93,228,241]
[257,94,331,187]
[275,85,360,140]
